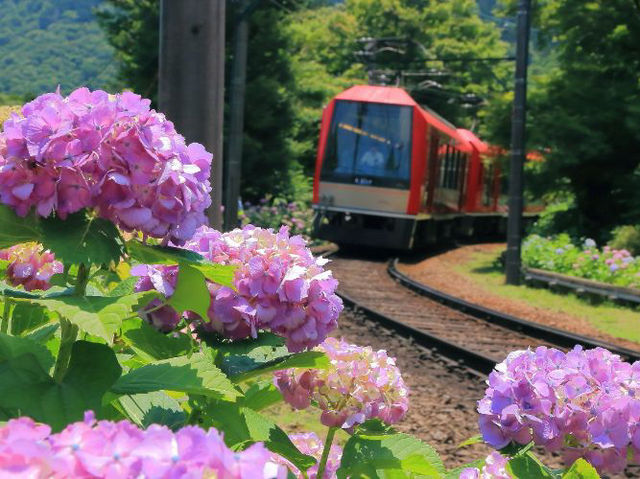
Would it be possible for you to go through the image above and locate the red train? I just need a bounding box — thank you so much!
[312,85,509,249]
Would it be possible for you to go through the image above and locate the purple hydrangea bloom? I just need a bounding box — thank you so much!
[0,242,63,291]
[133,225,342,352]
[0,88,212,245]
[274,338,409,430]
[478,345,640,475]
[270,432,342,478]
[0,412,274,478]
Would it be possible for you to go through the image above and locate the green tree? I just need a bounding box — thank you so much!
[0,0,117,97]
[286,0,510,173]
[97,0,298,201]
[494,0,640,240]
[95,0,159,100]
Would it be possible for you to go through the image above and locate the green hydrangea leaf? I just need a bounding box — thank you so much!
[0,205,41,249]
[126,241,236,287]
[201,401,316,471]
[562,459,600,478]
[111,351,239,400]
[117,391,187,430]
[31,292,155,343]
[337,432,446,478]
[0,340,121,431]
[41,211,125,266]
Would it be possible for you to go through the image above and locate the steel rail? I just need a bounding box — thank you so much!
[388,258,640,364]
[337,290,497,376]
[523,267,640,307]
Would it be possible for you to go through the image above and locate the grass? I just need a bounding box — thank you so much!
[456,247,640,345]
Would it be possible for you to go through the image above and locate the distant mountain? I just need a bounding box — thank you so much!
[0,0,117,100]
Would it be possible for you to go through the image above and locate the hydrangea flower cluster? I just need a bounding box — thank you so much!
[270,432,342,478]
[459,452,509,479]
[0,412,273,478]
[0,87,212,244]
[478,345,640,474]
[133,225,342,351]
[522,234,640,288]
[274,338,409,430]
[0,242,62,290]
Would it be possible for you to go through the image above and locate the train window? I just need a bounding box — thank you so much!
[321,100,412,189]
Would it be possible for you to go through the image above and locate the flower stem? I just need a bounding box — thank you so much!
[317,427,337,479]
[53,317,79,383]
[74,263,89,296]
[1,296,10,334]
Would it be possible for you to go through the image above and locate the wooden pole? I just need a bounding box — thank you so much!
[158,0,226,230]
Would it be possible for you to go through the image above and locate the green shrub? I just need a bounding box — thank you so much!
[609,225,640,256]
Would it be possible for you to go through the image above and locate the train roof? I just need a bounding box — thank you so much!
[457,128,489,154]
[335,85,464,142]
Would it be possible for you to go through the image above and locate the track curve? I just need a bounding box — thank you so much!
[330,254,559,375]
[329,253,640,376]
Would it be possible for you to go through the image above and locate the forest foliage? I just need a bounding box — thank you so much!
[2,0,640,241]
[0,0,117,99]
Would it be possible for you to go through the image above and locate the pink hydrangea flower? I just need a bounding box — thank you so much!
[0,412,274,478]
[0,88,212,245]
[270,432,342,478]
[133,225,342,352]
[459,452,509,479]
[0,242,63,290]
[274,338,409,430]
[478,345,640,475]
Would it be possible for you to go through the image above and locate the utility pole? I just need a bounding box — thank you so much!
[158,0,226,230]
[505,0,531,285]
[223,0,250,231]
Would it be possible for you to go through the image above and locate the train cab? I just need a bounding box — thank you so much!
[312,85,503,249]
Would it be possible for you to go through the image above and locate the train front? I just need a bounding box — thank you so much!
[312,86,421,249]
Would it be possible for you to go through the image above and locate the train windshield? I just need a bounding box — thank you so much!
[321,100,412,189]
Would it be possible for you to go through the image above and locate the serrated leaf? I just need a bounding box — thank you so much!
[0,332,54,373]
[0,340,121,431]
[231,351,329,383]
[562,459,600,478]
[118,391,186,430]
[41,211,125,266]
[202,401,316,471]
[31,292,154,343]
[111,352,239,400]
[126,241,236,287]
[500,441,534,458]
[507,453,555,479]
[121,317,193,362]
[240,381,283,411]
[107,276,139,297]
[202,332,288,376]
[9,302,49,336]
[338,432,446,479]
[0,205,41,249]
[169,263,211,320]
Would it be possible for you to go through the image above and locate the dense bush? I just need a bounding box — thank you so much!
[522,234,640,289]
[609,225,640,257]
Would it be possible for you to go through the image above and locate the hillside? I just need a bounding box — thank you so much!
[0,0,117,101]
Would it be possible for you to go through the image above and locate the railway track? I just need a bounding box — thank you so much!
[329,253,640,376]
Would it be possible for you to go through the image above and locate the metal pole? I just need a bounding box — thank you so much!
[224,1,249,231]
[505,0,531,285]
[158,0,226,230]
